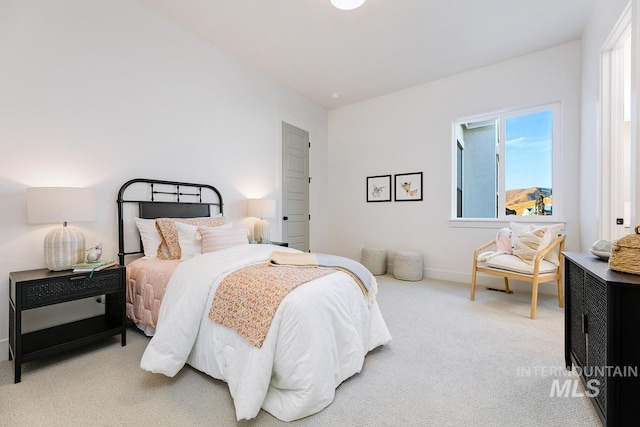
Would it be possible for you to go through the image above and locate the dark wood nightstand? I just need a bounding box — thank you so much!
[9,265,127,383]
[250,241,289,247]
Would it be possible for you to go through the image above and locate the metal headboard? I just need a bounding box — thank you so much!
[117,178,224,265]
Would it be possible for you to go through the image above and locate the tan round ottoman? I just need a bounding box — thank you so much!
[393,251,423,281]
[361,246,387,275]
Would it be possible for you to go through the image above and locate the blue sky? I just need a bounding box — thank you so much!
[505,110,553,191]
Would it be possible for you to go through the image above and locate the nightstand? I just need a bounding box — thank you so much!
[9,265,126,383]
[250,241,289,247]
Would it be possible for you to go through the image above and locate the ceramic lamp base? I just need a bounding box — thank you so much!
[44,225,85,271]
[254,219,270,243]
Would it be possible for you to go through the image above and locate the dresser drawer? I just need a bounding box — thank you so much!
[20,268,122,309]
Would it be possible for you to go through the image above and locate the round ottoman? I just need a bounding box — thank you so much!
[393,251,423,281]
[361,246,387,275]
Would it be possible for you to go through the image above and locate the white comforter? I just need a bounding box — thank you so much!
[140,244,392,421]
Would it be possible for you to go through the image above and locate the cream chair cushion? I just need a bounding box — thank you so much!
[480,254,558,274]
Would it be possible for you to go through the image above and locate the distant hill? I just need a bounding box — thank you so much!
[506,187,552,215]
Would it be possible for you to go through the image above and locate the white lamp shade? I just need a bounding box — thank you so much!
[247,199,276,219]
[331,0,366,10]
[27,187,97,224]
[26,187,97,270]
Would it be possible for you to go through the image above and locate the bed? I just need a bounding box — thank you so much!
[117,178,392,422]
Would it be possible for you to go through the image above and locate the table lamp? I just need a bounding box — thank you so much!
[247,199,276,243]
[27,187,97,271]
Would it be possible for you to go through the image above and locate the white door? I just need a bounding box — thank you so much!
[601,10,632,241]
[281,122,310,252]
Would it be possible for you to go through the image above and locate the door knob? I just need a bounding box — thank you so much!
[283,216,289,220]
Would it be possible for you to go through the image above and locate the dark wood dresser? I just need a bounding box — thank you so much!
[564,252,640,426]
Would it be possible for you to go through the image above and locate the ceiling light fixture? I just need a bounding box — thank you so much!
[331,0,366,11]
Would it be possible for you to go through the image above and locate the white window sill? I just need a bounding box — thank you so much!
[449,217,566,229]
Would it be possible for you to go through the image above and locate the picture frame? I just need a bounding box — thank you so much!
[366,175,392,202]
[394,172,423,201]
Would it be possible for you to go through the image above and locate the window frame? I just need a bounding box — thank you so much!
[451,103,562,227]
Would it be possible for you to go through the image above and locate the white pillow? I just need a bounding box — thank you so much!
[510,222,563,265]
[199,225,249,253]
[175,222,202,260]
[135,217,162,258]
[166,220,234,260]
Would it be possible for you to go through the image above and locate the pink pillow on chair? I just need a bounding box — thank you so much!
[495,228,513,254]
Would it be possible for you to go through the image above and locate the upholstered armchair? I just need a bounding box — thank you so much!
[470,225,565,319]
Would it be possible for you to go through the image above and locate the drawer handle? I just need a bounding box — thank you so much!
[69,276,86,281]
[582,313,588,334]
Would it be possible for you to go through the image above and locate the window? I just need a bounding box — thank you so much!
[453,104,559,220]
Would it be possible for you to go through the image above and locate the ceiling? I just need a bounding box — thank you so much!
[138,0,596,109]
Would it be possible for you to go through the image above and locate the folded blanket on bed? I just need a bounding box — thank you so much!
[269,251,376,302]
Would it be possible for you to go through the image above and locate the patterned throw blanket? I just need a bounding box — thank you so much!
[209,263,334,348]
[209,252,376,348]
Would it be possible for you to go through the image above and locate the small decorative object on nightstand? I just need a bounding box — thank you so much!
[86,242,103,263]
[8,265,126,383]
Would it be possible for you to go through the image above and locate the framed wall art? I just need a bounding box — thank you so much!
[394,172,423,201]
[366,175,392,202]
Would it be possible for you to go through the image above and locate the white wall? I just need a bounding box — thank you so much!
[2,0,625,364]
[326,42,582,285]
[579,0,637,251]
[0,0,328,361]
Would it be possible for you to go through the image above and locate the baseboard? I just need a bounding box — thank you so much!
[422,267,560,296]
[0,338,8,362]
[385,263,506,286]
[423,268,469,284]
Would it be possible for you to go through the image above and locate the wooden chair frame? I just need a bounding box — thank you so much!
[470,234,566,319]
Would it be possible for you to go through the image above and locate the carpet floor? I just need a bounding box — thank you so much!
[0,275,602,426]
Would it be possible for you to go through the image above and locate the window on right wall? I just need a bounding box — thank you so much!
[453,103,560,220]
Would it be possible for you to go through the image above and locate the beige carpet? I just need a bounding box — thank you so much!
[0,275,601,426]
